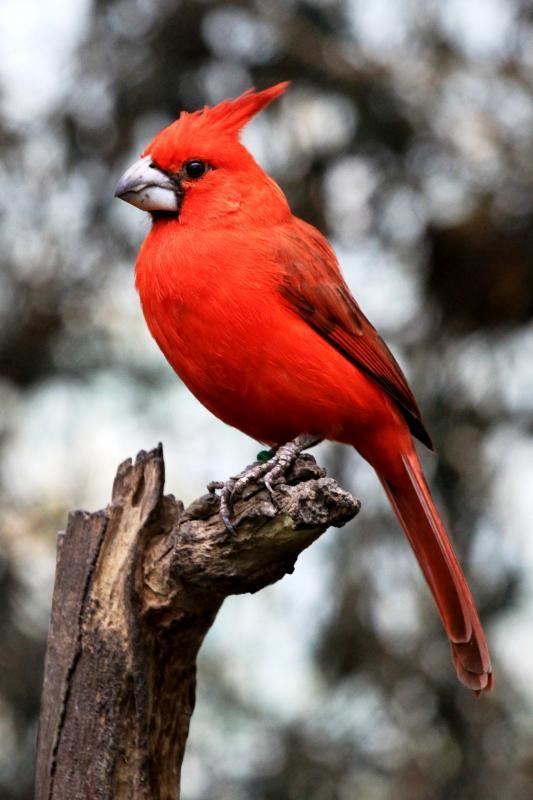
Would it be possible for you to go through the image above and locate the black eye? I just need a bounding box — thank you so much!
[184,160,207,180]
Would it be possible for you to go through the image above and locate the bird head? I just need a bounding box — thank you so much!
[114,82,289,225]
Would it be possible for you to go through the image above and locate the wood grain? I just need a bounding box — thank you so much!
[35,445,359,800]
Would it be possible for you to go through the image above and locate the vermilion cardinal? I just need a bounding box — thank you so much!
[115,82,492,692]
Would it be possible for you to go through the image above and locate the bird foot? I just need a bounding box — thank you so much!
[207,433,322,533]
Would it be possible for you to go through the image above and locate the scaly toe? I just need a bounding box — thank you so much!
[208,478,237,533]
[231,460,273,498]
[208,435,322,533]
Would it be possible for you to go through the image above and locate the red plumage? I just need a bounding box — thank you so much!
[121,82,492,692]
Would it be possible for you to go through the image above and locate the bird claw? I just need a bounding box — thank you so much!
[207,478,237,534]
[207,434,322,533]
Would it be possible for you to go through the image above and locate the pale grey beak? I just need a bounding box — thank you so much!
[114,154,180,213]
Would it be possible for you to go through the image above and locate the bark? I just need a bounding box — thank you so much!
[35,444,360,800]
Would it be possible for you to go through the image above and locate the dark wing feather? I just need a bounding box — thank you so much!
[276,223,433,450]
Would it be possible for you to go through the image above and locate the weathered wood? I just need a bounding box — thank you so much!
[35,444,360,800]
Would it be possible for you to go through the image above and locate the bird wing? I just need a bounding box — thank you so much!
[276,222,433,449]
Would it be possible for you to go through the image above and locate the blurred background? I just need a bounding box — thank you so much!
[1,0,533,797]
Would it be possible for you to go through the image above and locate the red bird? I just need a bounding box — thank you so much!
[115,82,492,692]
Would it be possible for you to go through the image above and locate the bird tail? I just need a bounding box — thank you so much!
[379,449,492,693]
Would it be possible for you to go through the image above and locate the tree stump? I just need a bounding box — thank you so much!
[35,444,360,800]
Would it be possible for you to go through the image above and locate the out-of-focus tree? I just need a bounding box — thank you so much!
[1,1,533,798]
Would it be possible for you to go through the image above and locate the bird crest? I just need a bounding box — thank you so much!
[144,82,289,167]
[181,81,288,137]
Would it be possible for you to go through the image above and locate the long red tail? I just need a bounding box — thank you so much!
[379,449,492,692]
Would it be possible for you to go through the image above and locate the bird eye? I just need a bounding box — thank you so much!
[184,160,207,180]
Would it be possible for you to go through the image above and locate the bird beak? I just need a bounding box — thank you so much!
[114,155,181,213]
